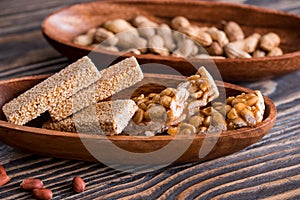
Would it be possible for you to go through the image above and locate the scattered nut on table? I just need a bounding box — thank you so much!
[72,176,86,193]
[20,178,44,190]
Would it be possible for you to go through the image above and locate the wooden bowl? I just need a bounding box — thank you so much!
[42,0,300,82]
[0,74,276,164]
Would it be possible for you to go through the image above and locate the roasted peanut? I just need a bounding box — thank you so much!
[104,19,137,34]
[157,24,176,51]
[74,28,96,46]
[149,105,166,121]
[223,21,245,42]
[72,176,86,193]
[96,45,119,52]
[32,188,53,200]
[94,28,119,46]
[133,108,144,124]
[179,123,196,135]
[132,15,158,28]
[253,49,266,58]
[173,39,195,57]
[224,43,251,58]
[138,26,156,39]
[171,16,190,30]
[206,41,224,56]
[178,26,213,47]
[20,178,44,190]
[244,33,261,53]
[260,32,281,51]
[189,115,203,128]
[206,27,229,47]
[160,95,172,108]
[0,175,10,187]
[148,35,170,56]
[267,47,283,57]
[168,126,179,135]
[0,165,7,175]
[116,31,147,51]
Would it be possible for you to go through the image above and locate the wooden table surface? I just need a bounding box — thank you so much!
[0,0,300,199]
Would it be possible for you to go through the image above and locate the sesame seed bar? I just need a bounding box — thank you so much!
[43,99,138,135]
[2,56,100,125]
[48,56,143,121]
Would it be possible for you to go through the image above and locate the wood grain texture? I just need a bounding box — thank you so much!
[0,0,299,199]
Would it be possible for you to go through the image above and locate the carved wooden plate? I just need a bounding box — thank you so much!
[0,74,276,164]
[42,0,300,82]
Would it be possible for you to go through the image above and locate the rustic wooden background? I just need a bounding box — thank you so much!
[0,0,300,199]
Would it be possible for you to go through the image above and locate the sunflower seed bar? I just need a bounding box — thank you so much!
[43,99,138,135]
[2,56,100,125]
[49,56,143,121]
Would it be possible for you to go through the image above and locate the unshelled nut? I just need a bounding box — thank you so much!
[267,47,283,57]
[0,175,10,187]
[20,178,44,190]
[72,176,86,193]
[253,49,266,58]
[148,35,169,56]
[157,24,176,51]
[104,19,137,34]
[173,39,195,57]
[206,41,224,56]
[178,26,213,47]
[133,15,158,39]
[32,188,53,200]
[94,28,119,46]
[260,32,281,51]
[132,15,158,28]
[206,27,229,47]
[224,21,245,42]
[224,43,251,58]
[171,16,190,30]
[74,28,96,46]
[117,31,147,51]
[243,33,261,53]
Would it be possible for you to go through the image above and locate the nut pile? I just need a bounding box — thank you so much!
[74,15,283,58]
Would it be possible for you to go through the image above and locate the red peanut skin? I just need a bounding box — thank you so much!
[0,165,7,175]
[72,176,85,193]
[20,178,44,190]
[32,188,53,200]
[0,175,11,187]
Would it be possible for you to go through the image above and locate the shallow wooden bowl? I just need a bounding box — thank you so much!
[42,0,300,82]
[0,74,276,164]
